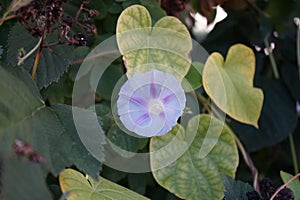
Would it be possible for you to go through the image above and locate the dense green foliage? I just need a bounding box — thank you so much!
[0,0,299,200]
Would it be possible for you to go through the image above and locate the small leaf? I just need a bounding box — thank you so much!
[224,176,253,200]
[116,5,192,82]
[280,171,300,200]
[7,24,74,88]
[150,114,239,200]
[59,168,150,200]
[203,44,264,127]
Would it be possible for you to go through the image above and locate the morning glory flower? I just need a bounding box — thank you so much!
[117,70,186,137]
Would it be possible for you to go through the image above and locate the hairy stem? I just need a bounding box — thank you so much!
[270,172,300,200]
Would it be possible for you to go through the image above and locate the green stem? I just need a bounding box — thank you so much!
[265,37,299,174]
[289,135,299,174]
[264,38,279,78]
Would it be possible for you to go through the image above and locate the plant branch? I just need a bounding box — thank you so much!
[0,14,18,25]
[18,36,43,66]
[234,135,260,193]
[31,35,45,79]
[270,172,300,200]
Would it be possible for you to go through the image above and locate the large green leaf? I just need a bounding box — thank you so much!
[203,44,264,127]
[7,24,74,88]
[150,114,239,200]
[0,65,104,198]
[1,157,52,200]
[116,5,192,81]
[223,176,253,200]
[59,168,150,200]
[280,171,300,200]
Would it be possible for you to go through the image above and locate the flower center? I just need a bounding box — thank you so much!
[148,99,164,115]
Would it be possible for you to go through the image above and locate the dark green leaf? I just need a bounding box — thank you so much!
[1,156,52,200]
[182,62,203,92]
[282,63,300,101]
[231,78,298,152]
[0,64,105,198]
[92,64,124,100]
[128,173,148,195]
[41,73,73,105]
[107,124,148,158]
[224,176,253,200]
[7,24,74,88]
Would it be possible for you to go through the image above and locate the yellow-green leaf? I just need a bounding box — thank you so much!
[203,44,264,127]
[116,5,192,82]
[59,169,150,200]
[150,114,239,200]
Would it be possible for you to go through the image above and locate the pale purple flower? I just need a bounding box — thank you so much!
[117,70,186,137]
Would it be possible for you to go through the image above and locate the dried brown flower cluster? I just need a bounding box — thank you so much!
[16,0,98,46]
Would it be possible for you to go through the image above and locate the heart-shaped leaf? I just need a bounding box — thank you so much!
[116,5,192,82]
[203,44,264,127]
[150,114,239,200]
[59,168,150,200]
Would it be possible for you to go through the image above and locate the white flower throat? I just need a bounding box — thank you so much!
[148,98,164,115]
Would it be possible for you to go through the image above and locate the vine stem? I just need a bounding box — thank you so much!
[17,36,43,66]
[196,92,260,193]
[270,172,300,200]
[0,14,17,25]
[264,38,299,174]
[31,35,45,79]
[234,135,260,193]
